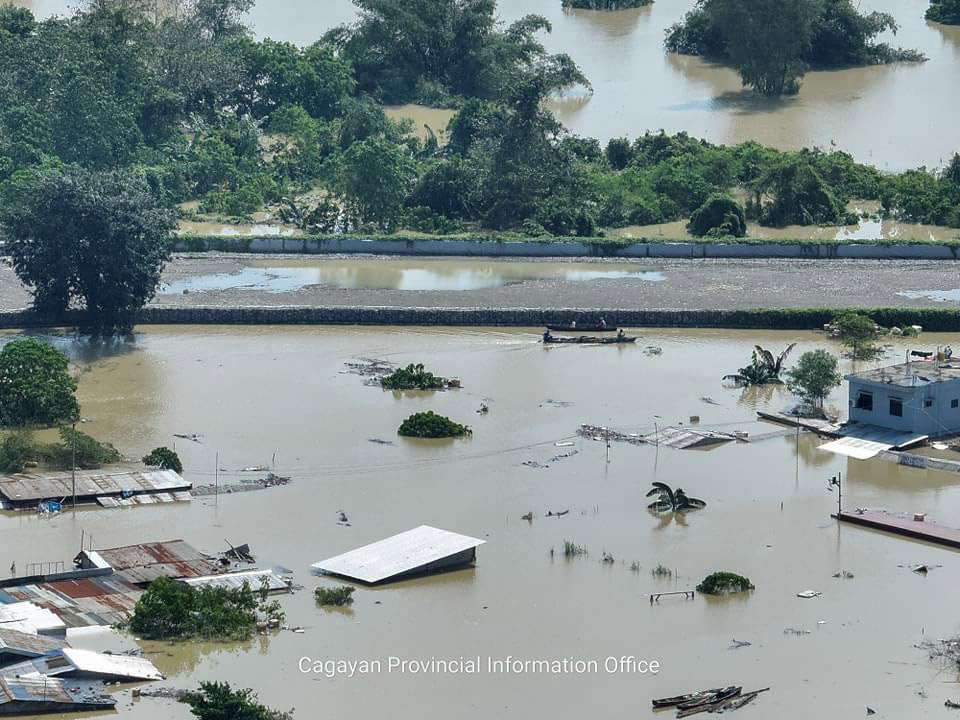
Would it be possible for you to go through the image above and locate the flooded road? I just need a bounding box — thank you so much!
[11,0,958,169]
[2,327,960,718]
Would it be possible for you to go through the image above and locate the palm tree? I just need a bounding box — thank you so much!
[724,343,796,386]
[646,482,706,512]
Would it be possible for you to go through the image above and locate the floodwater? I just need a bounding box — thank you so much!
[11,0,958,169]
[899,288,960,302]
[2,326,960,718]
[159,258,666,294]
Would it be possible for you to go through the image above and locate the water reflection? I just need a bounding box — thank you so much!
[160,263,668,294]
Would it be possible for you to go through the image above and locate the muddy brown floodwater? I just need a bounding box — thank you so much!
[2,326,959,718]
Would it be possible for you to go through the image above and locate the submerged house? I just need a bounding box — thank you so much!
[312,525,486,584]
[846,360,960,437]
[0,469,190,510]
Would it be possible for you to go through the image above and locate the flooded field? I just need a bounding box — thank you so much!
[159,258,667,295]
[2,326,960,718]
[12,0,959,169]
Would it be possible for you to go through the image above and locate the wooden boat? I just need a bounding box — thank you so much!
[543,335,636,345]
[546,324,617,333]
[715,688,769,712]
[651,688,722,709]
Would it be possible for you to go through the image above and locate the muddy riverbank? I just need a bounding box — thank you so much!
[8,255,960,317]
[1,326,959,719]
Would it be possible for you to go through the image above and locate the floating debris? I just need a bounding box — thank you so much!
[343,358,396,386]
[784,627,811,635]
[173,433,203,443]
[832,570,855,579]
[543,399,574,408]
[546,509,569,517]
[521,512,533,522]
[644,346,663,355]
[797,590,822,598]
[728,639,752,650]
[191,473,290,497]
[700,396,721,406]
[367,438,395,446]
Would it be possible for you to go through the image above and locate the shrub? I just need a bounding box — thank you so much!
[563,541,588,557]
[143,446,183,474]
[687,194,747,237]
[398,411,470,438]
[381,363,449,390]
[184,681,291,720]
[40,427,120,470]
[0,338,79,427]
[0,431,36,473]
[315,585,355,606]
[696,571,755,595]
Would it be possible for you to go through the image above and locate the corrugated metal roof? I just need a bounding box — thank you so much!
[0,629,67,665]
[311,525,486,584]
[642,427,736,449]
[0,578,140,629]
[0,469,190,504]
[0,675,114,711]
[97,491,192,507]
[89,540,218,585]
[0,602,66,637]
[183,569,290,594]
[1,649,162,683]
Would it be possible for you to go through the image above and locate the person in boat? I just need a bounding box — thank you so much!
[569,319,576,329]
[543,329,552,341]
[617,328,625,340]
[600,317,607,329]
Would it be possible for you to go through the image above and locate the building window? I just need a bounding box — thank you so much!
[924,397,933,408]
[889,398,903,417]
[855,392,873,411]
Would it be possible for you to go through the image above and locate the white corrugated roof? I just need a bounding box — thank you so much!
[0,602,67,636]
[62,648,163,681]
[311,525,485,584]
[183,569,290,594]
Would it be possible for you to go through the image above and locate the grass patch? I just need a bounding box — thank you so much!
[314,585,355,606]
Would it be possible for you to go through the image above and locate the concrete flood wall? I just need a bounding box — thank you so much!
[4,307,960,330]
[173,235,960,259]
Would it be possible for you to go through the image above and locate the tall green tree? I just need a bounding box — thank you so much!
[0,338,79,427]
[1,165,177,334]
[340,136,416,230]
[927,0,960,24]
[710,0,822,95]
[185,682,291,720]
[786,349,842,408]
[832,312,884,360]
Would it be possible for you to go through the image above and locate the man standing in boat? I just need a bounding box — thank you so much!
[600,317,607,329]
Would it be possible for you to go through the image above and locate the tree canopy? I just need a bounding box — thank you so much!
[786,349,842,408]
[927,0,960,24]
[1,165,177,334]
[185,682,291,720]
[0,338,79,426]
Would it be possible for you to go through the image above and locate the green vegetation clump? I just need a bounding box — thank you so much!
[398,411,470,438]
[562,0,653,9]
[563,541,588,557]
[726,344,795,385]
[0,339,79,427]
[315,585,355,606]
[183,681,291,720]
[687,194,746,237]
[927,0,960,24]
[143,446,184,474]
[0,428,120,474]
[129,577,264,641]
[381,363,449,390]
[786,349,842,409]
[697,571,755,595]
[665,0,924,96]
[652,563,673,578]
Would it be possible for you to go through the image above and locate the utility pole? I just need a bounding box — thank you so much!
[215,451,219,505]
[71,420,77,510]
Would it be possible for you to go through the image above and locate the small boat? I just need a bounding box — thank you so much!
[652,688,722,709]
[543,335,636,345]
[546,324,617,333]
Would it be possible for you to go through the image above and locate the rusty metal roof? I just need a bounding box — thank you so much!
[0,629,67,666]
[0,469,190,504]
[0,577,141,629]
[0,675,115,712]
[90,540,218,585]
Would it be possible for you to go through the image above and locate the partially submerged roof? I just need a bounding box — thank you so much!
[88,540,219,585]
[819,425,929,460]
[0,602,66,637]
[0,576,141,629]
[183,569,290,594]
[311,525,486,584]
[642,426,736,450]
[0,648,162,683]
[0,469,189,504]
[0,675,114,714]
[847,361,960,387]
[0,629,67,667]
